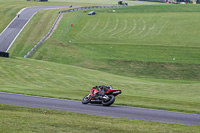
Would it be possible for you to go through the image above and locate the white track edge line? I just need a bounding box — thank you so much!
[0,7,27,37]
[6,12,37,52]
[0,17,17,37]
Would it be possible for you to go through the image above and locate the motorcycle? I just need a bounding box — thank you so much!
[82,85,121,106]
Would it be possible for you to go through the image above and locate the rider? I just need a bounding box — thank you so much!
[91,85,112,100]
[94,85,112,95]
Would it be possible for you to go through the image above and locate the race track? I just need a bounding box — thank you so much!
[0,6,67,52]
[0,92,200,126]
[0,4,200,127]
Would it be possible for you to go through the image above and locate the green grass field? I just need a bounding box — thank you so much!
[1,104,200,133]
[18,5,200,80]
[1,0,200,131]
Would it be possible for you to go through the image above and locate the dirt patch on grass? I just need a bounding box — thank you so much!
[46,13,63,40]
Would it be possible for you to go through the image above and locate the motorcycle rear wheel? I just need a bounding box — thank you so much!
[82,95,90,104]
[102,95,115,106]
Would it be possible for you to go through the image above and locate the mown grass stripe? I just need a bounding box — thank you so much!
[98,16,110,38]
[120,19,136,38]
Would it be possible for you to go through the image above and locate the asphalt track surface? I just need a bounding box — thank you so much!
[0,6,67,52]
[0,92,200,126]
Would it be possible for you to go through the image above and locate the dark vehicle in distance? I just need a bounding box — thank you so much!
[88,11,96,15]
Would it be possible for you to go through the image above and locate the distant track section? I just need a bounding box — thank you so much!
[0,92,200,126]
[0,6,67,52]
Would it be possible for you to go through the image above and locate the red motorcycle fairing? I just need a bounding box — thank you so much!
[105,89,121,96]
[90,88,102,100]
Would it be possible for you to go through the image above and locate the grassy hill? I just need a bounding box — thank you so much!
[1,0,200,131]
[1,1,200,113]
[1,57,200,114]
[9,5,200,80]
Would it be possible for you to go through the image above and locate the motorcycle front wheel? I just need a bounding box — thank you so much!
[82,95,90,104]
[102,95,115,106]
